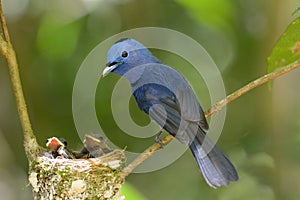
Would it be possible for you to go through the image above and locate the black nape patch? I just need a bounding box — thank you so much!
[114,38,130,44]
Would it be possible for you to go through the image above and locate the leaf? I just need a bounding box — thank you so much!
[293,7,300,15]
[175,0,234,29]
[119,183,148,200]
[267,17,300,73]
[37,14,82,61]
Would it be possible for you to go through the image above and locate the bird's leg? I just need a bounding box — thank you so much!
[155,130,165,148]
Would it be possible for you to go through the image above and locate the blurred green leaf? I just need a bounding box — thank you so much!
[119,183,148,200]
[220,172,275,200]
[175,0,234,29]
[293,7,300,15]
[37,15,83,60]
[249,152,274,168]
[267,17,300,73]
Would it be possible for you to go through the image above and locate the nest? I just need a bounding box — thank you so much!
[29,150,125,200]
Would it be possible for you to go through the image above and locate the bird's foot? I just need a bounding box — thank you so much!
[155,130,164,148]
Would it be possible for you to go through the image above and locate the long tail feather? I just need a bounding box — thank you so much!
[189,128,238,188]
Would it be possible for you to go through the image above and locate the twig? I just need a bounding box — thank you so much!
[0,1,41,159]
[206,60,300,117]
[121,135,173,178]
[121,60,300,178]
[0,2,10,42]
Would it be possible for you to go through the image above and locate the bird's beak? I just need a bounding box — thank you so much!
[102,62,121,77]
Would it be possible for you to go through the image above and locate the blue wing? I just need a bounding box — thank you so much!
[133,83,188,141]
[133,83,238,187]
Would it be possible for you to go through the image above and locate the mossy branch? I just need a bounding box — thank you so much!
[121,59,300,178]
[0,1,41,160]
[0,4,126,199]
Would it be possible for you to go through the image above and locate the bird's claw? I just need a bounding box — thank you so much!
[155,130,164,148]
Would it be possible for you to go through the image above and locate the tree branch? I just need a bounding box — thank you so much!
[0,2,10,42]
[206,60,300,117]
[0,1,41,159]
[121,60,300,178]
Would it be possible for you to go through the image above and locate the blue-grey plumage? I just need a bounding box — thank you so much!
[102,38,238,188]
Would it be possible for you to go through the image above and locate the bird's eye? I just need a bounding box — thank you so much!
[121,51,128,58]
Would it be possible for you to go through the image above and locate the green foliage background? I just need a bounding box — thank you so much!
[0,0,300,199]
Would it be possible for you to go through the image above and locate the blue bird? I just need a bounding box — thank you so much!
[102,38,238,188]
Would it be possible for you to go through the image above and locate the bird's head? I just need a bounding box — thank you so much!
[102,38,159,77]
[46,137,67,152]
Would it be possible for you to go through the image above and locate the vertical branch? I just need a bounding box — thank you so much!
[0,1,41,159]
[0,2,10,42]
